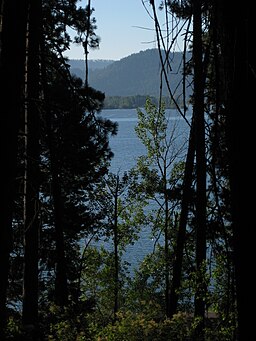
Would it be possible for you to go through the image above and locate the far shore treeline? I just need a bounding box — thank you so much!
[103,95,185,109]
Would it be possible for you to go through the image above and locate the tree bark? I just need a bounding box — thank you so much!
[169,121,195,317]
[40,33,69,307]
[53,174,69,306]
[192,0,207,339]
[0,0,28,337]
[113,176,119,318]
[22,0,41,333]
[220,2,256,339]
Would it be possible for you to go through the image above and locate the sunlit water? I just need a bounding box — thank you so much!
[96,108,191,273]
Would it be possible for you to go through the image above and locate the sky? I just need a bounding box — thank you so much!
[65,0,161,61]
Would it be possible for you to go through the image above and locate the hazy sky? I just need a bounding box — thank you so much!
[65,0,159,61]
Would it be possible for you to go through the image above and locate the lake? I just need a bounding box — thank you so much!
[97,108,191,272]
[100,108,191,173]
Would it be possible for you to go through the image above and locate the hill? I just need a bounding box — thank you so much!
[68,59,114,80]
[68,49,192,99]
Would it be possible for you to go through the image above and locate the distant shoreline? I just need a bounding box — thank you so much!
[103,95,186,110]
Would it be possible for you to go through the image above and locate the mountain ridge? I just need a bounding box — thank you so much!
[68,48,192,98]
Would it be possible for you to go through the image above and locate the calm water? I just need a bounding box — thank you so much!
[101,108,191,173]
[97,108,191,272]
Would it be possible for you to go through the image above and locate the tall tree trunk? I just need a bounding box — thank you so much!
[22,0,41,333]
[193,0,207,339]
[220,2,256,339]
[84,0,91,87]
[169,121,195,317]
[163,166,171,317]
[40,39,69,307]
[52,173,69,306]
[113,176,119,318]
[0,1,28,337]
[44,88,69,307]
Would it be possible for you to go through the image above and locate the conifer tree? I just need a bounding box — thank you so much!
[22,0,41,334]
[0,1,28,337]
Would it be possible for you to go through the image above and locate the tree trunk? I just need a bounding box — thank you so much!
[43,87,69,307]
[193,0,207,339]
[0,0,28,337]
[40,36,69,307]
[220,2,256,339]
[169,121,195,317]
[22,0,41,333]
[53,174,69,306]
[113,176,119,318]
[163,166,171,317]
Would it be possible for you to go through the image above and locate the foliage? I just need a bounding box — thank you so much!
[3,0,117,336]
[94,310,192,341]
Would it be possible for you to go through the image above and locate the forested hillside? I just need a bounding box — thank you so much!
[69,49,192,98]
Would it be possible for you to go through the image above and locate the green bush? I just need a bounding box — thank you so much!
[94,311,191,341]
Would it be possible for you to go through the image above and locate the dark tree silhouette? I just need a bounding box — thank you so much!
[0,1,28,337]
[169,122,195,317]
[192,0,207,339]
[218,2,256,339]
[149,1,256,339]
[1,0,115,338]
[22,1,42,333]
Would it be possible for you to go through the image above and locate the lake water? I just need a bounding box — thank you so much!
[97,108,191,272]
[100,108,191,173]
